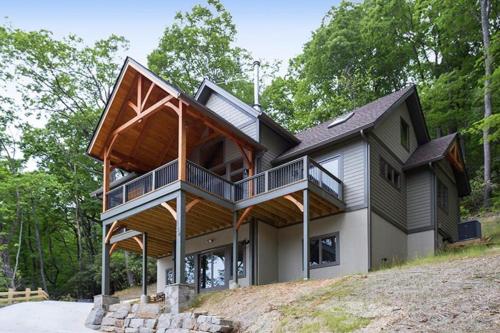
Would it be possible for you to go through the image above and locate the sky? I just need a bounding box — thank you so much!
[2,0,341,65]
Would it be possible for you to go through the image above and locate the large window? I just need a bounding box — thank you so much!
[380,157,401,189]
[400,118,410,151]
[230,242,246,278]
[310,233,339,268]
[437,179,449,213]
[320,156,340,194]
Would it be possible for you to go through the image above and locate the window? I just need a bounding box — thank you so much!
[437,180,448,213]
[230,242,246,278]
[380,158,401,189]
[309,233,339,268]
[320,156,340,194]
[400,118,410,151]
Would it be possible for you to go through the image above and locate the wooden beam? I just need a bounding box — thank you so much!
[141,82,155,110]
[178,102,187,181]
[236,206,254,230]
[104,220,119,244]
[109,243,118,256]
[161,202,177,220]
[284,195,304,212]
[133,236,144,250]
[111,95,174,139]
[128,101,139,115]
[103,155,110,212]
[137,75,142,114]
[186,198,202,213]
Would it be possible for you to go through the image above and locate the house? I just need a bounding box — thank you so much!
[87,58,469,304]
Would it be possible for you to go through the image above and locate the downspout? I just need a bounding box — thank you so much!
[360,129,372,271]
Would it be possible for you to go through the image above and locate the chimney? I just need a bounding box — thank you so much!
[253,60,261,111]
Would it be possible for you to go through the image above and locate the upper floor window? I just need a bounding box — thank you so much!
[380,157,401,189]
[400,118,410,151]
[437,179,448,213]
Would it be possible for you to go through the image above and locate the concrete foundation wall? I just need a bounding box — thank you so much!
[371,212,407,268]
[156,224,250,293]
[256,221,279,284]
[277,208,369,282]
[407,230,435,260]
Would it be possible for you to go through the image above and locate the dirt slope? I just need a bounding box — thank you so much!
[193,249,500,332]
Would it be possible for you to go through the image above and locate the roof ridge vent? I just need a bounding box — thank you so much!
[328,111,354,128]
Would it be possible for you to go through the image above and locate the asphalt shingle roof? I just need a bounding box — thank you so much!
[404,133,457,170]
[277,85,415,161]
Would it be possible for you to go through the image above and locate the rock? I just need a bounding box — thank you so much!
[85,307,106,328]
[129,318,145,328]
[144,318,157,329]
[101,325,115,332]
[138,328,154,333]
[125,328,139,333]
[115,319,125,328]
[101,315,117,327]
[157,313,173,328]
[211,317,232,326]
[136,303,161,319]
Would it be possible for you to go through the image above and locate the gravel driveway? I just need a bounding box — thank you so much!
[0,301,94,333]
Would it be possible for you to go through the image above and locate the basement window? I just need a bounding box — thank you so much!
[310,232,340,268]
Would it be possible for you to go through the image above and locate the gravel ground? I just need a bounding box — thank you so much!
[0,301,94,333]
[194,249,500,332]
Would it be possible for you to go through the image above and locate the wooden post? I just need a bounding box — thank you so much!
[142,232,148,301]
[37,288,43,299]
[232,211,238,286]
[178,103,187,181]
[7,288,13,304]
[25,288,31,301]
[103,155,110,212]
[175,191,186,284]
[303,189,310,280]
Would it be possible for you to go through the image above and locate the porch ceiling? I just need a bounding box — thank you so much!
[111,190,342,258]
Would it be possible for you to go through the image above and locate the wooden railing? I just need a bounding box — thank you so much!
[234,156,343,201]
[105,156,343,210]
[0,288,49,304]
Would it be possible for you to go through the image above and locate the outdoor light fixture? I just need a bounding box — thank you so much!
[207,239,214,244]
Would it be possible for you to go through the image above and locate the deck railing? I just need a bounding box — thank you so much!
[186,161,233,200]
[105,156,343,210]
[234,156,343,201]
[106,159,178,209]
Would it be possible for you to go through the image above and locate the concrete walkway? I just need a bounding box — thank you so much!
[0,301,95,333]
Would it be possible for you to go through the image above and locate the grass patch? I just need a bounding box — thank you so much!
[277,277,371,333]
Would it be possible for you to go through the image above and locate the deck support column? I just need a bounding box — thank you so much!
[175,191,186,284]
[101,224,110,295]
[231,211,239,288]
[303,189,310,280]
[141,232,148,303]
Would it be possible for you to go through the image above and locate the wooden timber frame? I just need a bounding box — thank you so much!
[91,59,262,299]
[91,58,344,298]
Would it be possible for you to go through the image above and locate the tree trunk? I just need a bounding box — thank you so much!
[480,0,493,207]
[11,187,23,289]
[32,199,48,292]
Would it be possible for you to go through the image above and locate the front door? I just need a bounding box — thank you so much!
[199,247,229,291]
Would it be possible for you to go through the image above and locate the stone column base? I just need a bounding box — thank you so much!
[229,281,240,289]
[165,283,195,314]
[140,294,149,304]
[85,294,120,330]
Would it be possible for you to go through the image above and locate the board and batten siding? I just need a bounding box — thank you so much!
[435,160,459,241]
[312,139,367,209]
[258,124,291,172]
[370,136,407,230]
[406,169,433,230]
[373,102,418,163]
[205,92,259,141]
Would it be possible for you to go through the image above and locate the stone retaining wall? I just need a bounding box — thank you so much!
[86,302,235,333]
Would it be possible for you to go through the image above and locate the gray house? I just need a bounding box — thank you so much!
[88,58,469,302]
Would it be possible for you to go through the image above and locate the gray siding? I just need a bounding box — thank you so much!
[258,123,290,172]
[373,102,418,162]
[406,169,433,230]
[370,136,406,230]
[435,160,459,241]
[205,92,259,140]
[312,139,367,209]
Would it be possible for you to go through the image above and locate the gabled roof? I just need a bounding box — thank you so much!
[404,133,470,197]
[276,85,427,163]
[195,78,300,144]
[87,58,265,166]
[403,133,457,170]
